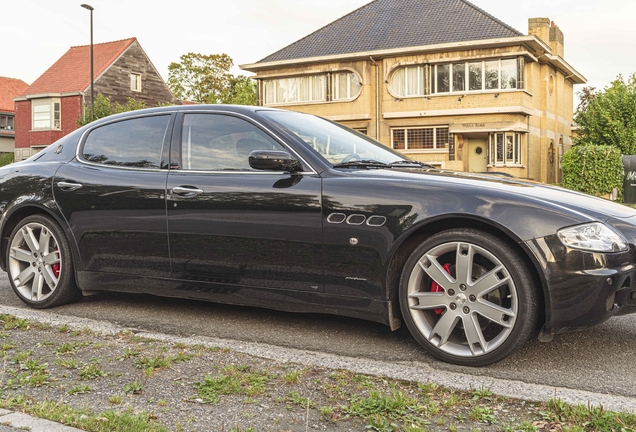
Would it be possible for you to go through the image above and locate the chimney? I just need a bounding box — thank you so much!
[528,17,564,57]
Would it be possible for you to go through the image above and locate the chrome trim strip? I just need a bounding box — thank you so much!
[75,109,319,176]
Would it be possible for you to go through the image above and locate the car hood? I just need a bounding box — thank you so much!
[349,167,636,221]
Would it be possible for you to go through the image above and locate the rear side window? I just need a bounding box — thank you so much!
[82,115,171,168]
[180,113,284,171]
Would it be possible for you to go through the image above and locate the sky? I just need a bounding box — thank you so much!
[2,0,635,94]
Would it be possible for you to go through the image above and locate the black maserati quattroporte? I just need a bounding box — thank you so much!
[1,105,635,366]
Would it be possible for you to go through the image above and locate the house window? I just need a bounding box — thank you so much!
[389,65,427,97]
[130,73,142,92]
[32,98,61,130]
[489,132,522,165]
[391,126,449,151]
[333,72,361,100]
[433,58,523,93]
[0,115,14,130]
[263,75,326,104]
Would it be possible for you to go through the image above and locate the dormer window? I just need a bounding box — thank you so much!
[130,73,142,92]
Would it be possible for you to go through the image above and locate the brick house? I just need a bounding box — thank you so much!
[241,0,586,183]
[0,77,29,155]
[13,38,177,162]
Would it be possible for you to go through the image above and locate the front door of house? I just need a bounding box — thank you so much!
[468,139,488,173]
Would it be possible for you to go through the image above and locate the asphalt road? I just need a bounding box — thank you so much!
[1,272,634,399]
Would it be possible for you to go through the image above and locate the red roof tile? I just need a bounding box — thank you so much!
[19,38,137,97]
[0,77,29,112]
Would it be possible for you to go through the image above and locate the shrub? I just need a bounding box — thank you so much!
[0,152,14,167]
[561,145,623,200]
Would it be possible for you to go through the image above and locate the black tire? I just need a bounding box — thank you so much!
[398,228,538,366]
[6,214,81,308]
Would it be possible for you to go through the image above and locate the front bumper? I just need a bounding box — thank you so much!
[526,230,636,335]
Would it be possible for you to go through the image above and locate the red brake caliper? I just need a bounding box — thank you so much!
[51,250,60,278]
[431,263,452,315]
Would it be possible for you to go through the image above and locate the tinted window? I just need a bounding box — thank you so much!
[82,115,170,168]
[180,114,283,171]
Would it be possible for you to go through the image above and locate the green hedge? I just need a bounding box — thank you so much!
[0,152,13,167]
[561,145,623,200]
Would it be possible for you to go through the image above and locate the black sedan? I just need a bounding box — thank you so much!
[1,105,635,366]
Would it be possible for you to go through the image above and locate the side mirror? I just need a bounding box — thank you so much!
[248,150,303,172]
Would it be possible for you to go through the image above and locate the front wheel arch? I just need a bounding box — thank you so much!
[385,216,547,333]
[398,227,539,365]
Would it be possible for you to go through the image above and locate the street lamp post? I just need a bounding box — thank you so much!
[81,4,94,118]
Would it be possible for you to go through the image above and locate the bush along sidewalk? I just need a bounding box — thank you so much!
[561,144,623,200]
[1,313,636,431]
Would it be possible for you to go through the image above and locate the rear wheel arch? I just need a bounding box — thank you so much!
[1,204,79,272]
[385,216,547,332]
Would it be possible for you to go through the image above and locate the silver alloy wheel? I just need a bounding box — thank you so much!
[406,241,518,357]
[8,222,61,302]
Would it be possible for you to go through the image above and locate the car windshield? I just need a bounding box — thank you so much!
[259,110,409,166]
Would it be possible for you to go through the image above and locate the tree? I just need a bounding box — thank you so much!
[167,53,234,103]
[77,94,163,127]
[574,73,636,154]
[220,75,257,105]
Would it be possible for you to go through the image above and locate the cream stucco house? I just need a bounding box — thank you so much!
[241,0,585,183]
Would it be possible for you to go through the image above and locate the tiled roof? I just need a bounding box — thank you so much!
[0,77,28,112]
[19,38,137,97]
[258,0,523,63]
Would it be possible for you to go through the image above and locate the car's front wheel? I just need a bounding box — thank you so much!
[7,214,80,308]
[399,228,538,366]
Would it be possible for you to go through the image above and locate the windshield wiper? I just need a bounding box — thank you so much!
[390,160,432,168]
[332,160,391,169]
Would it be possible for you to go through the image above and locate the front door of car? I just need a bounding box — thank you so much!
[53,113,173,280]
[166,112,323,292]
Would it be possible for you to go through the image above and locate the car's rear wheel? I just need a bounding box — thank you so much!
[7,214,80,308]
[399,228,538,366]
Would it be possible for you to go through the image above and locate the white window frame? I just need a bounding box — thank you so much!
[433,58,520,94]
[130,73,142,92]
[391,126,450,152]
[489,132,522,166]
[332,72,361,101]
[31,98,61,130]
[263,75,326,105]
[389,65,427,97]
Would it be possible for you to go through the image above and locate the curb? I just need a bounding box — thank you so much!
[0,408,83,432]
[2,304,636,414]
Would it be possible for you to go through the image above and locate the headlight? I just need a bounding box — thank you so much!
[557,222,628,252]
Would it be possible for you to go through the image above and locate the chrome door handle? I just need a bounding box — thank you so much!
[57,181,83,191]
[172,186,203,196]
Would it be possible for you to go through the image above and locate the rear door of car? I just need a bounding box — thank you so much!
[165,111,324,293]
[53,113,174,283]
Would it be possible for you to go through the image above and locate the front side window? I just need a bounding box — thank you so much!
[333,72,361,100]
[32,98,61,130]
[263,75,326,104]
[389,65,427,97]
[179,114,284,171]
[82,115,170,168]
[489,132,522,165]
[391,126,450,151]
